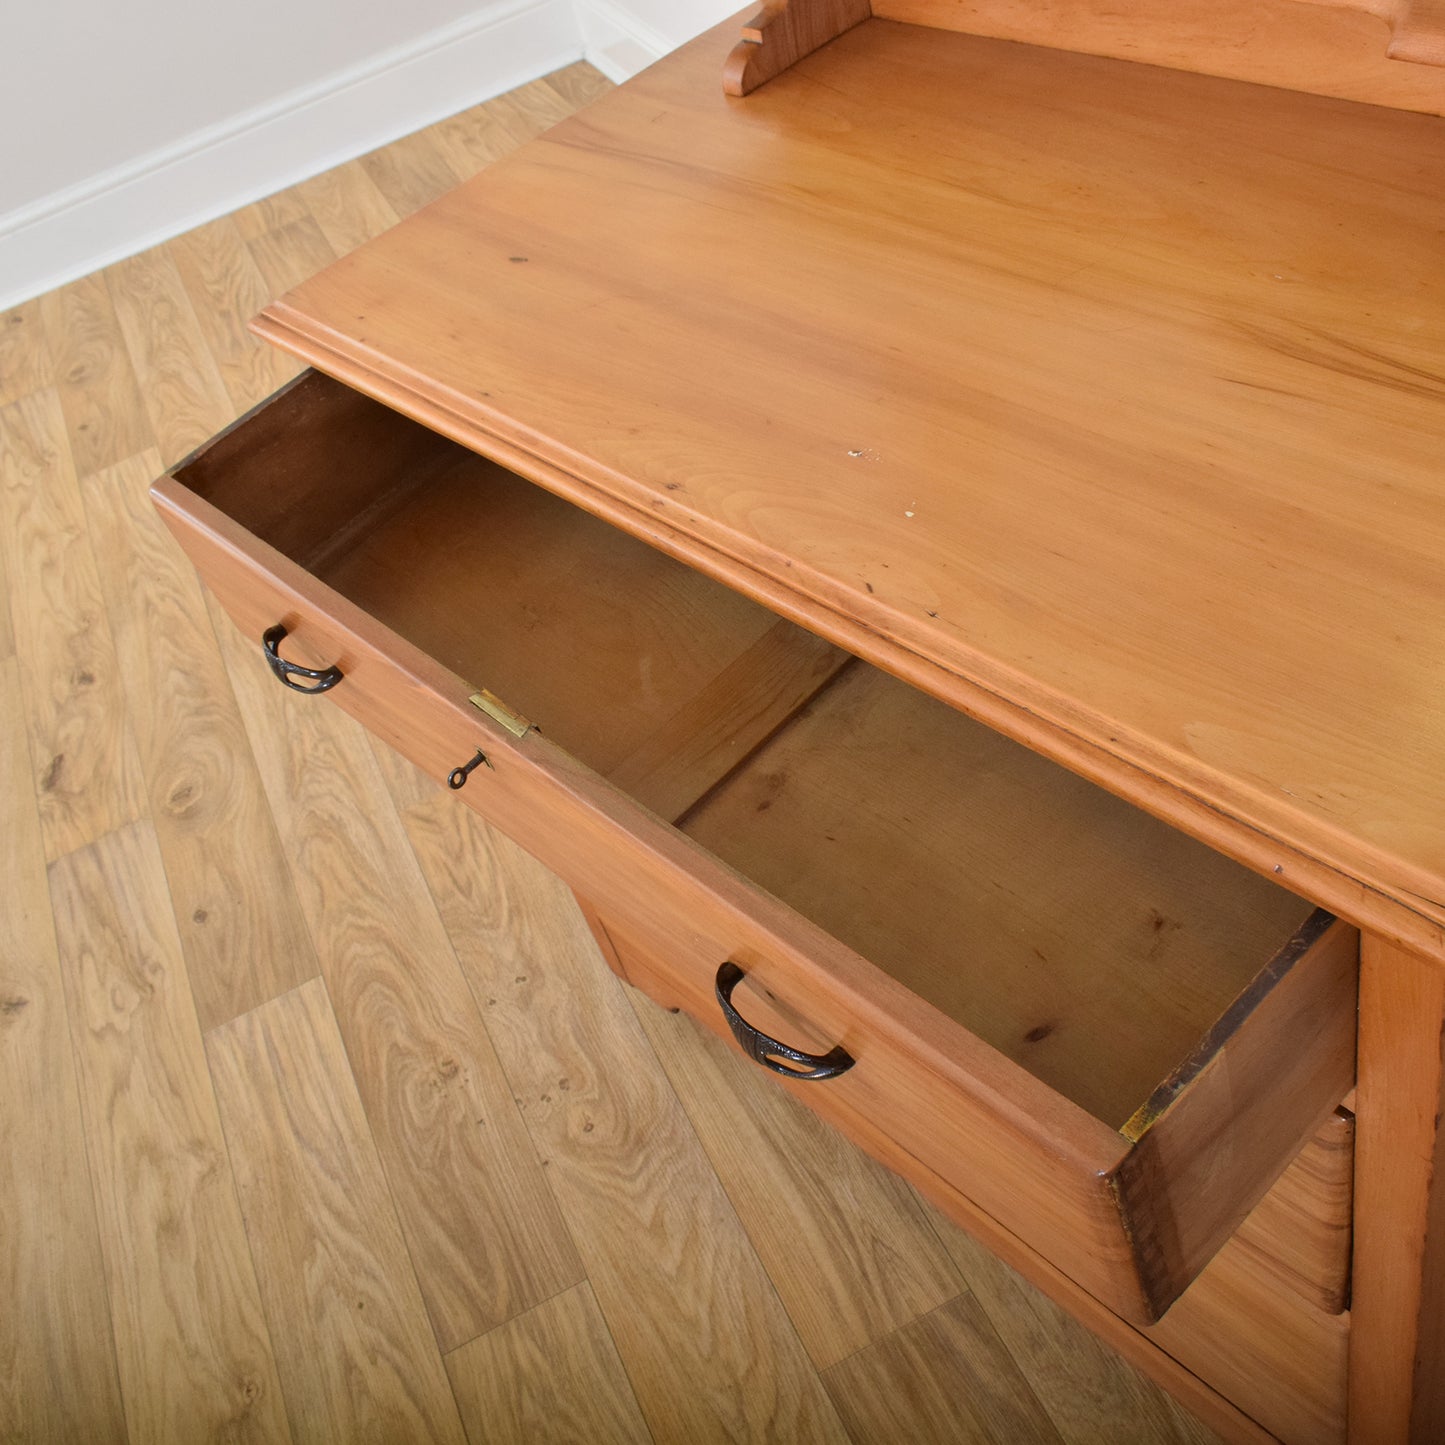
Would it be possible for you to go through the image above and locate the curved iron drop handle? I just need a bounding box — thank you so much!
[262,624,343,694]
[714,961,854,1082]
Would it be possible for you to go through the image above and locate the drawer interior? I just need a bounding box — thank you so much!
[677,664,1317,1124]
[182,373,1323,1129]
[178,373,832,783]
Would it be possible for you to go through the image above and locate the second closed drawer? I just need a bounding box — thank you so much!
[152,370,1358,1327]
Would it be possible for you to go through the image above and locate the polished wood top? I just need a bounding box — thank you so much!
[256,18,1445,937]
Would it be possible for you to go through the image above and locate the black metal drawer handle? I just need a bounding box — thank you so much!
[714,962,854,1082]
[262,624,343,694]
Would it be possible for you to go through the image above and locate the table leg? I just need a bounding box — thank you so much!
[1350,933,1445,1442]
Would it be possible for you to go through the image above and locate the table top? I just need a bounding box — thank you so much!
[256,16,1445,939]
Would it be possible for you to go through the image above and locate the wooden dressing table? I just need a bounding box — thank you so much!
[151,4,1445,1439]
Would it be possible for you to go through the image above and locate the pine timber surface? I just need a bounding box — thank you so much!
[256,17,1445,951]
[152,428,1355,1326]
[2,63,1224,1445]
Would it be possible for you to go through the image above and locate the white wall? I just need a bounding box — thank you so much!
[0,0,580,308]
[0,0,737,309]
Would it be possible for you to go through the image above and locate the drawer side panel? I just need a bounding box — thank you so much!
[1116,917,1359,1316]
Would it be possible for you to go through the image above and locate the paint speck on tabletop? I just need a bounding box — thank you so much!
[846,447,879,460]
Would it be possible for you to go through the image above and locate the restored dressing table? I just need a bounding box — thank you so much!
[151,4,1445,1438]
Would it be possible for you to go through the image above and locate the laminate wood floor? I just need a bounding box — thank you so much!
[0,62,1223,1445]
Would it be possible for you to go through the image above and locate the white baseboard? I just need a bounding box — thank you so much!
[0,0,581,311]
[573,0,675,83]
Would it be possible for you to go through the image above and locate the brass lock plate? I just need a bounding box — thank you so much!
[469,689,532,739]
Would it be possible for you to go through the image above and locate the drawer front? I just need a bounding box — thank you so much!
[152,389,1357,1327]
[586,903,1355,1316]
[585,900,1352,1445]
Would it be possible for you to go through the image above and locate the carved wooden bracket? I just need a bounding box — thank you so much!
[723,0,874,96]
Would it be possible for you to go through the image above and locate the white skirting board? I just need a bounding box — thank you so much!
[0,0,579,311]
[575,0,739,82]
[573,0,675,83]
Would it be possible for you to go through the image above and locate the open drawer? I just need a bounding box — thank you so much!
[152,370,1358,1326]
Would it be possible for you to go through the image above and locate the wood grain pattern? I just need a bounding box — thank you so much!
[211,614,583,1350]
[366,729,442,813]
[480,75,591,148]
[1147,1239,1350,1445]
[421,72,596,190]
[143,479,1164,1319]
[169,218,303,412]
[429,104,537,178]
[628,994,965,1368]
[0,501,13,663]
[933,1222,1219,1445]
[681,659,1321,1123]
[607,620,850,823]
[783,1064,1277,1443]
[604,895,1347,1341]
[0,298,51,405]
[398,797,852,1444]
[229,190,313,243]
[358,131,470,218]
[0,388,147,861]
[444,1284,651,1445]
[108,248,237,466]
[152,468,1350,1326]
[167,366,458,573]
[0,61,1237,1445]
[205,979,467,1445]
[40,273,155,474]
[165,366,835,796]
[874,0,1445,114]
[928,1092,1352,1444]
[256,18,1445,952]
[1388,0,1445,62]
[0,58,1327,1443]
[80,450,318,1031]
[0,654,128,1445]
[1116,917,1357,1315]
[294,163,402,260]
[1350,936,1445,1443]
[308,438,790,780]
[539,64,615,113]
[1225,1108,1354,1315]
[822,1292,1067,1444]
[48,820,290,1445]
[243,218,338,304]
